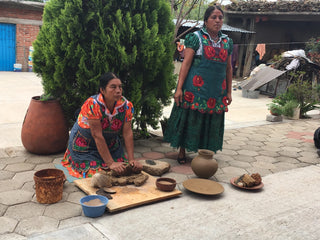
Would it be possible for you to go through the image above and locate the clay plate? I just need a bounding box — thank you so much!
[230,177,264,190]
[183,179,224,195]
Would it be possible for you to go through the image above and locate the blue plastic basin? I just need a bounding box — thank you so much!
[80,195,109,218]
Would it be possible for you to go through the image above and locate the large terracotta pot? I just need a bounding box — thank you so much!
[191,149,218,179]
[21,96,69,155]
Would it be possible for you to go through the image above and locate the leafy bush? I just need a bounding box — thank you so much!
[305,36,320,65]
[271,71,320,118]
[282,100,299,117]
[33,0,176,131]
[267,102,282,116]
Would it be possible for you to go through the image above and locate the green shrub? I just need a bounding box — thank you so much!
[282,100,299,117]
[267,102,282,116]
[33,0,176,131]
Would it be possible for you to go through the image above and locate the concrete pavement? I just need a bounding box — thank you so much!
[0,72,320,239]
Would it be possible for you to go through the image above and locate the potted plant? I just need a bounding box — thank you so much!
[282,100,300,119]
[267,102,283,116]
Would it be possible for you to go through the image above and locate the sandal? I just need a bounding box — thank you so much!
[177,156,187,164]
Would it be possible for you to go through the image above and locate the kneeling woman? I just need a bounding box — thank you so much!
[62,72,142,178]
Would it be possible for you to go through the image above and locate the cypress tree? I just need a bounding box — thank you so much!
[33,0,176,132]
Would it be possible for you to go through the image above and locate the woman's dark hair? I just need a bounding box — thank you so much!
[99,72,119,92]
[203,5,224,27]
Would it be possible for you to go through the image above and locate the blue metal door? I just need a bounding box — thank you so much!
[0,23,16,71]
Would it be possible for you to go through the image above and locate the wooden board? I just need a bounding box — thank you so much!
[74,174,182,212]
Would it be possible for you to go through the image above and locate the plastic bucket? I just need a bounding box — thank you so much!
[34,169,66,204]
[13,63,22,72]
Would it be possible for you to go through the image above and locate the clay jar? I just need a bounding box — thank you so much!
[191,149,218,179]
[21,96,69,155]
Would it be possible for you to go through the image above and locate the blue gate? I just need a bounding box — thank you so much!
[0,23,16,71]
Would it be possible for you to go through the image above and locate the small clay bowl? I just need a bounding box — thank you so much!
[156,177,176,192]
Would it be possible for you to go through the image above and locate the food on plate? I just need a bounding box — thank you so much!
[235,173,262,187]
[251,173,262,185]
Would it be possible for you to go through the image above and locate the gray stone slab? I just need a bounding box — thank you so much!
[44,202,82,220]
[29,223,108,240]
[0,233,27,240]
[15,216,58,237]
[25,156,55,164]
[13,171,36,183]
[133,146,151,153]
[33,163,55,171]
[5,163,35,172]
[0,190,34,205]
[297,156,319,164]
[233,154,256,163]
[135,139,160,148]
[5,147,30,158]
[272,162,299,173]
[66,191,86,204]
[214,153,234,162]
[0,216,18,234]
[0,157,26,165]
[238,149,259,157]
[255,155,278,163]
[58,216,91,230]
[228,160,252,169]
[0,149,9,158]
[278,150,301,158]
[151,146,174,153]
[0,203,7,216]
[222,143,242,151]
[5,202,45,221]
[258,150,280,157]
[0,179,24,192]
[0,170,15,181]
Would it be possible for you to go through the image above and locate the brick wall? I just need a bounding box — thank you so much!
[1,5,43,71]
[16,24,40,71]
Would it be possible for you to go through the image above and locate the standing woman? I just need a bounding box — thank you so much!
[62,72,142,178]
[164,5,233,164]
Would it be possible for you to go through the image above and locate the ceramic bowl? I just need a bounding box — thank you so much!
[80,195,109,218]
[156,177,176,192]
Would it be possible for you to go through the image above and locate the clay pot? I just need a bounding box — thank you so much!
[191,149,218,179]
[21,96,69,155]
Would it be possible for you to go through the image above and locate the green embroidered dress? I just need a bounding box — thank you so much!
[164,28,233,152]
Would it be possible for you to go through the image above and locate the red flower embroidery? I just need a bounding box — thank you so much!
[219,49,228,61]
[118,106,125,113]
[209,110,214,114]
[111,118,123,131]
[101,118,109,129]
[223,96,228,106]
[222,79,226,90]
[217,110,223,114]
[223,39,227,43]
[90,161,97,167]
[207,98,216,108]
[203,35,207,39]
[75,137,87,147]
[117,157,124,162]
[101,162,107,167]
[225,107,229,112]
[204,46,215,59]
[192,75,204,87]
[75,163,79,168]
[80,163,86,169]
[184,91,194,103]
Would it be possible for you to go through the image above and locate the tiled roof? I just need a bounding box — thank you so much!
[173,19,255,33]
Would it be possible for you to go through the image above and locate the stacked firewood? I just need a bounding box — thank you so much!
[226,0,320,12]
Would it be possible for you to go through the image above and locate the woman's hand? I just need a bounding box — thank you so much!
[129,160,143,172]
[174,88,183,106]
[226,92,232,105]
[109,162,127,175]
